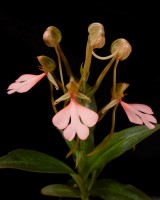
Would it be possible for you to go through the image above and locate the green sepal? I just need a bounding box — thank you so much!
[41,183,81,198]
[86,124,160,176]
[0,149,74,174]
[90,179,151,200]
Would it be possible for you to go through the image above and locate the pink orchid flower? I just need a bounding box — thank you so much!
[120,101,157,129]
[52,96,99,141]
[7,73,46,94]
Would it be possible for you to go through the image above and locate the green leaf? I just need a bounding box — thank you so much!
[90,179,151,200]
[86,124,160,176]
[0,149,74,174]
[41,184,81,198]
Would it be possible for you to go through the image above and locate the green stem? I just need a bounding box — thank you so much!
[55,46,65,92]
[79,40,93,91]
[102,102,119,145]
[87,103,119,157]
[86,56,115,97]
[66,137,79,158]
[70,173,90,200]
[112,57,120,98]
[57,43,74,78]
[88,170,97,191]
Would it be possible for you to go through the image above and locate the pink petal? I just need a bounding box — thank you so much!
[7,73,46,94]
[63,98,92,141]
[63,124,76,141]
[53,97,98,141]
[52,105,71,130]
[18,73,46,88]
[139,115,155,129]
[128,104,154,114]
[120,101,157,129]
[7,82,21,94]
[145,123,155,129]
[7,82,32,93]
[135,112,157,129]
[17,82,37,93]
[120,101,143,124]
[16,74,40,82]
[144,113,157,124]
[76,122,89,140]
[77,103,98,127]
[7,81,32,93]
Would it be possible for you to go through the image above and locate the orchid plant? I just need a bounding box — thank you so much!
[0,22,160,200]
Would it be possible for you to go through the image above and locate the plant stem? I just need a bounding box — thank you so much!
[70,173,90,200]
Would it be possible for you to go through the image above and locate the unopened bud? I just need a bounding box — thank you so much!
[43,26,62,47]
[88,22,105,49]
[37,55,56,72]
[110,38,132,60]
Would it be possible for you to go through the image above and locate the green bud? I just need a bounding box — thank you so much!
[88,22,105,49]
[110,38,132,60]
[43,26,62,47]
[37,55,56,72]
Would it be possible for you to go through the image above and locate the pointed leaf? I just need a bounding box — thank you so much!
[86,124,160,176]
[41,184,81,198]
[91,179,151,200]
[0,149,74,174]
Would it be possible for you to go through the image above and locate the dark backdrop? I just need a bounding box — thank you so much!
[0,1,160,200]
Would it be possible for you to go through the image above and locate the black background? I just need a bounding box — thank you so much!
[1,1,160,199]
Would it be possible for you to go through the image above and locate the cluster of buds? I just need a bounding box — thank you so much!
[7,22,157,151]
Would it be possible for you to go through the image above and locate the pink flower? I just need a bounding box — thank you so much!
[7,73,46,94]
[52,96,98,141]
[120,101,157,129]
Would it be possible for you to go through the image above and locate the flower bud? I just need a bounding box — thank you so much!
[88,22,105,49]
[110,38,132,60]
[43,26,62,47]
[37,55,56,72]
